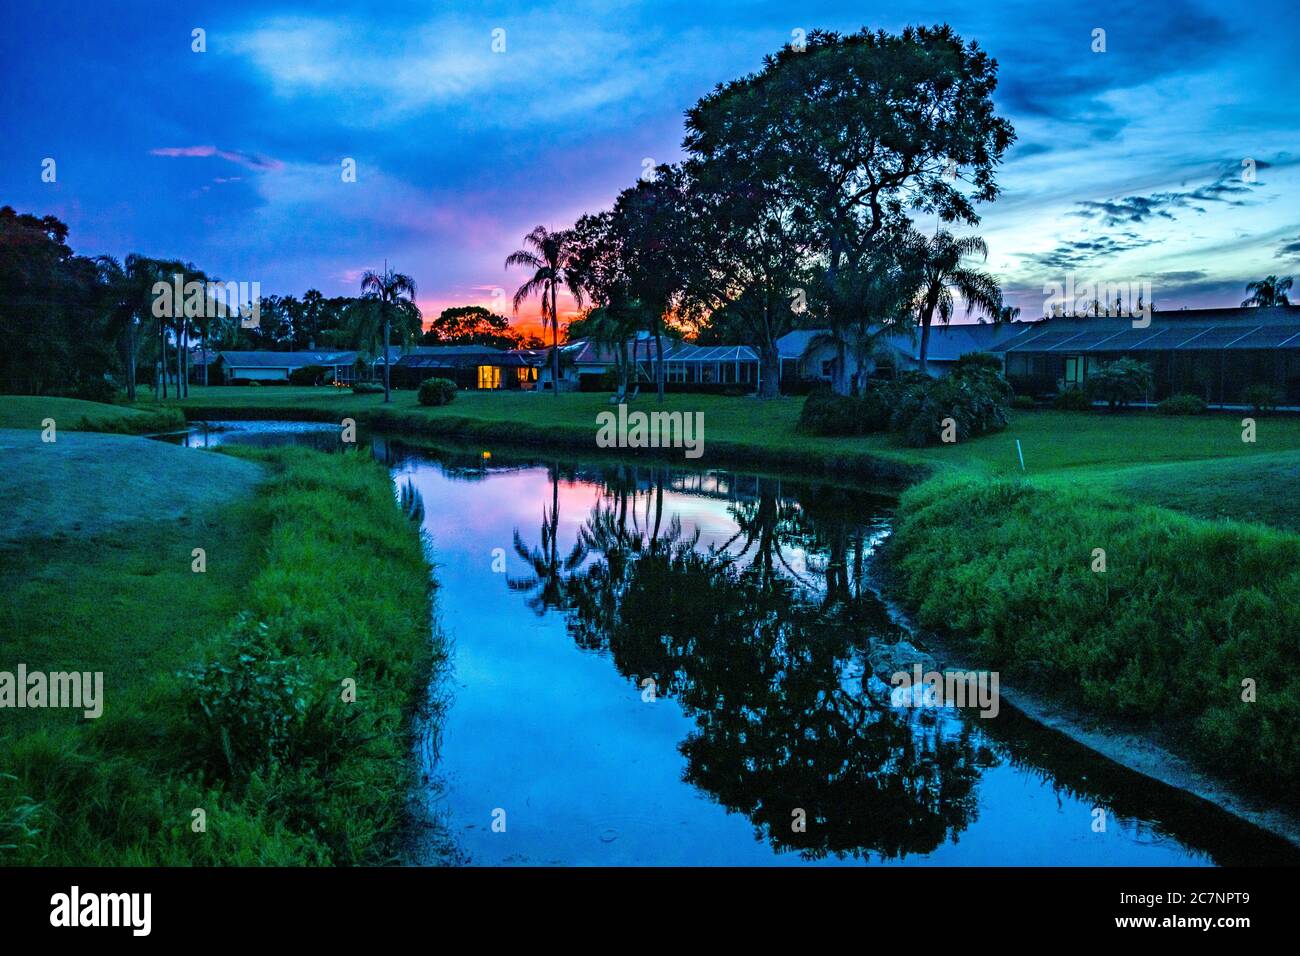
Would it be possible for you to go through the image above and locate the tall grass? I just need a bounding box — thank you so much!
[890,475,1300,798]
[1,448,440,865]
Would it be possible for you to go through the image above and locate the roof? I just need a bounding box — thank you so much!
[993,306,1300,353]
[885,322,1030,362]
[778,324,1027,363]
[374,344,503,364]
[776,329,826,359]
[394,349,531,369]
[218,350,358,368]
[660,342,759,362]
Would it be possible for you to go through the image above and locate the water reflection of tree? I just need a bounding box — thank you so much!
[511,467,983,861]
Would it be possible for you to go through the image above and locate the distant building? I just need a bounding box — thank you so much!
[538,337,763,393]
[992,306,1300,403]
[776,323,1026,390]
[219,350,360,384]
[392,345,541,390]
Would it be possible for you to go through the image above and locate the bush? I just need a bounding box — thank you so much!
[797,389,865,436]
[351,382,383,395]
[1052,386,1092,411]
[1084,358,1153,411]
[1241,384,1283,415]
[891,474,1300,797]
[288,364,328,386]
[798,365,1013,446]
[1012,394,1036,410]
[1157,393,1207,416]
[888,365,1012,447]
[181,615,308,779]
[417,377,457,406]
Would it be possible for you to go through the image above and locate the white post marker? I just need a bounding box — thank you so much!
[1016,439,1025,472]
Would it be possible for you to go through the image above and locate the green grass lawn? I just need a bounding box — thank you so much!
[1,438,438,865]
[0,394,184,434]
[172,385,1300,526]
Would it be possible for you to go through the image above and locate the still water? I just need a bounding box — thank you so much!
[175,420,1298,866]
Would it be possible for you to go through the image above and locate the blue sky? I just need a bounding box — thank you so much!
[2,0,1297,329]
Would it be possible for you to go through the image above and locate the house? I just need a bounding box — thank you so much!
[991,306,1300,403]
[776,323,1027,391]
[538,336,763,393]
[391,345,542,390]
[219,350,360,384]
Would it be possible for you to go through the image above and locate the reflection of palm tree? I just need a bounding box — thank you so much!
[507,465,585,615]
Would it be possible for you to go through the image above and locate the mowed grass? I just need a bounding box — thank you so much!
[0,394,184,434]
[174,386,1300,523]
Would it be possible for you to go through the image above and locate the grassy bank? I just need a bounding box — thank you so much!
[166,383,1300,802]
[890,474,1300,798]
[173,385,1300,491]
[0,394,185,434]
[0,444,439,864]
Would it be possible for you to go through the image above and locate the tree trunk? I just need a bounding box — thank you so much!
[918,311,933,375]
[159,321,168,399]
[127,320,137,402]
[758,341,780,399]
[383,312,392,402]
[832,338,850,396]
[202,327,209,386]
[653,317,665,403]
[550,285,560,398]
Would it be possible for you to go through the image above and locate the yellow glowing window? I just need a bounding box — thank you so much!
[477,365,502,389]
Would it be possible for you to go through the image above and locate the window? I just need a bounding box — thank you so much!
[820,360,834,378]
[477,365,502,389]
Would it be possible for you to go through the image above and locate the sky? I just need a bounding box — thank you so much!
[1,0,1297,335]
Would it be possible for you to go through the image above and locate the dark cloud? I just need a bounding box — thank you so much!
[1277,236,1300,259]
[1023,234,1160,271]
[1070,162,1262,226]
[994,0,1231,125]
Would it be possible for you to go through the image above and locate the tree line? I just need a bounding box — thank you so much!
[506,25,1017,400]
[0,205,538,400]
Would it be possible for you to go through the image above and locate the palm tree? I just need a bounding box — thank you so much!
[904,230,1004,374]
[360,267,419,403]
[506,226,584,398]
[1242,275,1293,308]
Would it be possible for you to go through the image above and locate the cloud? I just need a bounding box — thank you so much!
[1022,234,1160,272]
[218,12,702,129]
[1277,236,1300,260]
[150,146,283,170]
[1070,162,1262,226]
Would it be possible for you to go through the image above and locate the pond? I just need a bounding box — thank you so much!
[172,420,1300,866]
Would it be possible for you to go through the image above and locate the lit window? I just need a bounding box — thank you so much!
[477,365,502,389]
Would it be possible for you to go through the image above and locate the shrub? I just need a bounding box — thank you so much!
[952,351,1003,376]
[417,377,457,406]
[799,366,1013,446]
[1052,386,1092,411]
[797,389,865,436]
[888,365,1012,447]
[351,382,383,395]
[180,615,308,779]
[1241,384,1283,415]
[890,474,1300,797]
[1084,358,1153,410]
[1012,394,1036,410]
[288,364,328,386]
[1157,393,1207,416]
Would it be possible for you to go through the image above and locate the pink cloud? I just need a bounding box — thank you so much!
[150,146,283,171]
